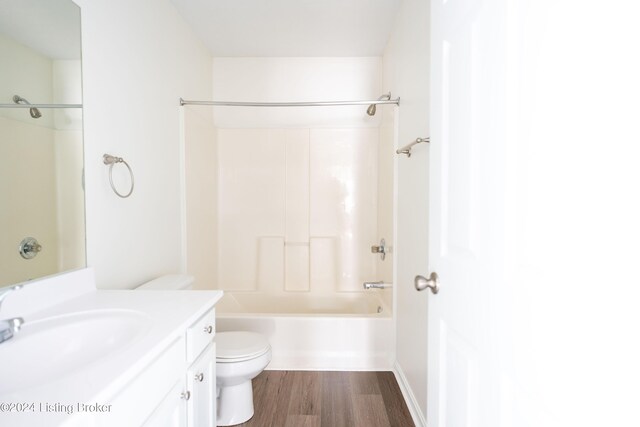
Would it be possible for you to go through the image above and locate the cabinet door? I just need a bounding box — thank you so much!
[142,380,188,427]
[187,343,216,427]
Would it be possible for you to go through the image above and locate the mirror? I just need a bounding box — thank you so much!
[0,0,85,287]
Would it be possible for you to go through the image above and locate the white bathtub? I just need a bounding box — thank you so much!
[215,292,395,371]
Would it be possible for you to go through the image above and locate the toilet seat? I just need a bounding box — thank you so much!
[216,331,271,363]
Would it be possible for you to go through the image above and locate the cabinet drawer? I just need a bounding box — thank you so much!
[186,307,215,363]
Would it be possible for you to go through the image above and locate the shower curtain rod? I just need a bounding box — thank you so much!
[0,103,82,108]
[179,97,400,107]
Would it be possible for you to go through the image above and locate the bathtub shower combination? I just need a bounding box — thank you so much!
[183,91,398,370]
[215,292,393,370]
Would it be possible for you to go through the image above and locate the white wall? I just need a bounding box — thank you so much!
[52,60,82,129]
[383,0,430,422]
[54,127,85,272]
[211,57,383,128]
[52,59,85,274]
[74,0,213,288]
[0,34,54,127]
[0,35,58,286]
[0,117,59,286]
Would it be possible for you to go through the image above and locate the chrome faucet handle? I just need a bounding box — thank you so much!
[19,237,42,259]
[370,238,388,261]
[0,284,23,311]
[0,317,24,344]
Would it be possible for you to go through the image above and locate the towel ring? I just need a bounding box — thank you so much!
[103,154,134,198]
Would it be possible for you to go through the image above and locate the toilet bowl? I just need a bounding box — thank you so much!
[216,331,272,426]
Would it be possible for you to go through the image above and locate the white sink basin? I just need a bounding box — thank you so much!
[0,309,151,394]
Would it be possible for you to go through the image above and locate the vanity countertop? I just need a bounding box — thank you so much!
[0,278,223,426]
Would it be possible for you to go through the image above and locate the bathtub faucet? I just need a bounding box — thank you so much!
[363,281,391,290]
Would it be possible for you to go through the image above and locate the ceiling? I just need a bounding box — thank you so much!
[170,0,402,57]
[0,0,81,59]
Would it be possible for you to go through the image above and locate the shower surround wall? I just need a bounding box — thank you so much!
[217,127,378,296]
[185,57,393,308]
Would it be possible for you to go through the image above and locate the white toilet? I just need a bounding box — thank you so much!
[135,275,271,426]
[215,331,271,426]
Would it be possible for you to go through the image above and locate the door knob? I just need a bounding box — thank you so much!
[415,273,439,294]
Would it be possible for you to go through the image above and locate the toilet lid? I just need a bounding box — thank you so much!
[216,331,270,360]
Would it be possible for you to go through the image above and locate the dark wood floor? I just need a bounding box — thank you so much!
[236,371,415,427]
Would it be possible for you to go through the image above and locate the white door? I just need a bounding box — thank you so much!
[427,0,498,424]
[427,0,640,426]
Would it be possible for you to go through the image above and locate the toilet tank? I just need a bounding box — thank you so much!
[135,274,194,290]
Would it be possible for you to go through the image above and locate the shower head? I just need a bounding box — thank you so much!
[13,95,42,119]
[366,92,392,116]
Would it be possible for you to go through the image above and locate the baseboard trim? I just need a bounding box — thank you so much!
[265,352,393,371]
[393,361,427,427]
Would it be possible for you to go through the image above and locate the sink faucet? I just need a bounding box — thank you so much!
[0,318,24,344]
[0,285,24,344]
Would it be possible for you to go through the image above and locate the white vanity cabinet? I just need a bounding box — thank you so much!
[185,307,216,427]
[142,307,217,427]
[187,343,216,427]
[142,381,188,427]
[0,269,223,427]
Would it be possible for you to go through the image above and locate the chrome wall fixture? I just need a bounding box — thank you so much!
[179,96,400,108]
[18,237,42,259]
[103,154,134,198]
[371,238,388,260]
[366,93,392,116]
[363,281,393,290]
[397,137,429,157]
[12,95,41,118]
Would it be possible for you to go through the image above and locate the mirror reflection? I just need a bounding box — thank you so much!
[0,0,85,287]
